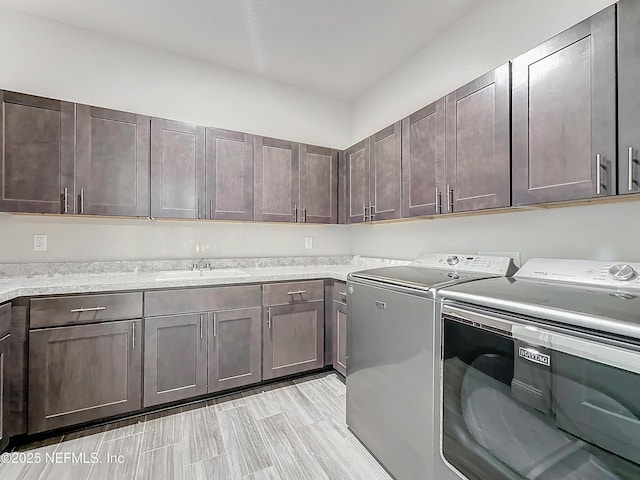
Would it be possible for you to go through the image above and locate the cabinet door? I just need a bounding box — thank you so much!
[143,314,207,407]
[338,151,348,224]
[512,7,616,205]
[205,128,254,220]
[333,300,347,377]
[76,105,150,216]
[151,118,205,219]
[254,136,300,222]
[0,91,74,214]
[263,302,324,380]
[402,100,445,217]
[29,320,142,433]
[299,144,338,224]
[445,64,511,213]
[618,0,640,195]
[0,334,9,452]
[208,307,262,393]
[345,139,370,224]
[370,122,402,221]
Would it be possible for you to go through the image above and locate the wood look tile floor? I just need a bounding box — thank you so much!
[1,373,392,480]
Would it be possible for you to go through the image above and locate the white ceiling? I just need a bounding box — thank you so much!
[0,0,482,100]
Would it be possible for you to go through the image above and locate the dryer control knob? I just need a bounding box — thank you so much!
[446,255,459,266]
[608,264,636,281]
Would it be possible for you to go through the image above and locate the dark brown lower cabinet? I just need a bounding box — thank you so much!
[333,300,347,377]
[0,333,9,451]
[208,307,262,392]
[263,302,324,380]
[28,320,142,434]
[143,314,207,407]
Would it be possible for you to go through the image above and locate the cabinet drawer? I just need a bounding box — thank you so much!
[144,285,261,317]
[0,302,10,338]
[30,292,143,329]
[263,280,324,306]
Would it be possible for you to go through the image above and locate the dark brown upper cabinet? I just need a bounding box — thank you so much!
[76,105,150,217]
[345,122,402,223]
[254,136,300,222]
[370,122,402,221]
[205,128,254,221]
[0,91,75,214]
[344,139,370,224]
[338,151,348,224]
[445,63,511,213]
[151,118,205,219]
[299,144,338,224]
[618,0,640,195]
[512,7,616,205]
[254,138,337,223]
[402,99,445,217]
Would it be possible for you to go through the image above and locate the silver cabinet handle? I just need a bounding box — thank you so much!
[596,154,602,195]
[79,188,85,214]
[70,306,106,313]
[197,198,201,219]
[286,290,307,296]
[293,203,298,222]
[200,314,204,339]
[132,322,136,351]
[338,291,347,296]
[267,307,272,329]
[302,205,307,223]
[63,187,69,213]
[435,187,441,214]
[446,185,453,212]
[210,198,213,219]
[629,147,635,192]
[212,312,217,337]
[363,203,368,222]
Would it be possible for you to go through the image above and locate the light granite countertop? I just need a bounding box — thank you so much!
[0,256,409,304]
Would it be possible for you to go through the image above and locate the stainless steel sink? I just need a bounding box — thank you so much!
[155,268,251,281]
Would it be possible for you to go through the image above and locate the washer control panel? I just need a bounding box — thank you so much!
[516,259,640,289]
[412,254,515,275]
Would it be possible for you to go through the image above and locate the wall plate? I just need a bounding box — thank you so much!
[33,234,48,251]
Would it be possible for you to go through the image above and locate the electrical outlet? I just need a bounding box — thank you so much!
[33,234,48,251]
[304,237,313,250]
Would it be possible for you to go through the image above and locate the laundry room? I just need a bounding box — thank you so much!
[0,0,637,479]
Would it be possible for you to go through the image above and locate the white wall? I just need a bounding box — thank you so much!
[0,214,352,263]
[349,201,640,264]
[0,6,351,149]
[351,0,617,143]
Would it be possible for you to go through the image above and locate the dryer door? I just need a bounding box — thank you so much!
[440,305,640,480]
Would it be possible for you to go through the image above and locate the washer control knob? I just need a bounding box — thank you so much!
[446,255,459,266]
[608,264,636,281]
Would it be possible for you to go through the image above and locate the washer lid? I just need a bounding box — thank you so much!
[349,265,490,291]
[439,277,640,340]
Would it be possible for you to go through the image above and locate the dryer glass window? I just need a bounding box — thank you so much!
[441,313,640,480]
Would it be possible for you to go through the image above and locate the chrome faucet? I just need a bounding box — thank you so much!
[191,258,211,271]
